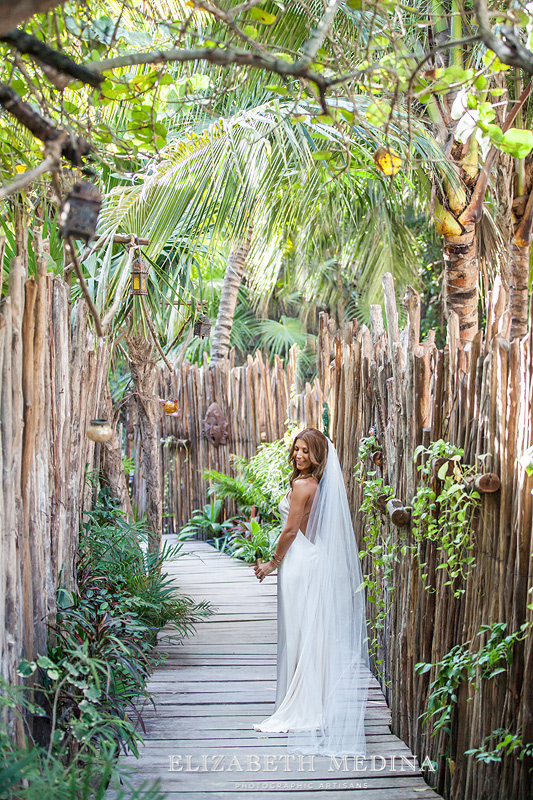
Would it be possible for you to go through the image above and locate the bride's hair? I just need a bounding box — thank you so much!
[288,428,328,487]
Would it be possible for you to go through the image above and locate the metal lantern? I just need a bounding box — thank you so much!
[193,313,211,338]
[130,256,149,295]
[59,182,102,243]
[86,419,113,443]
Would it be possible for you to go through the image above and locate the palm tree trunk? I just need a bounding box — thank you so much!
[509,242,530,338]
[127,331,161,553]
[211,224,253,363]
[100,382,133,518]
[443,224,478,342]
[509,184,533,338]
[336,261,346,324]
[432,82,530,344]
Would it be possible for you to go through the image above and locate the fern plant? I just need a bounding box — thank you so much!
[229,519,281,563]
[203,437,291,523]
[178,499,237,541]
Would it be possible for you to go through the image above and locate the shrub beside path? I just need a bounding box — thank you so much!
[108,537,442,799]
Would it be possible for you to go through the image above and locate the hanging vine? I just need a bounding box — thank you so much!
[411,440,485,598]
[355,435,396,676]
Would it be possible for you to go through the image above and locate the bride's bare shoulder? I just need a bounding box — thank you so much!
[292,476,319,498]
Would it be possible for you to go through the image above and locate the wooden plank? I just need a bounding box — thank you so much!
[109,785,439,799]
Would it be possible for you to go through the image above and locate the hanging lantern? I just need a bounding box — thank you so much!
[130,256,149,295]
[86,419,113,442]
[59,182,102,243]
[163,397,179,415]
[193,314,211,338]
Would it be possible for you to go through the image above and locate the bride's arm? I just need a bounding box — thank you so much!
[254,482,310,582]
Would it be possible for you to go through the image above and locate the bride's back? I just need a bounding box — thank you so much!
[289,476,319,535]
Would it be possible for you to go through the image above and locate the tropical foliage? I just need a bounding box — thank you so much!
[203,434,292,521]
[1,0,455,350]
[0,489,211,800]
[179,435,292,559]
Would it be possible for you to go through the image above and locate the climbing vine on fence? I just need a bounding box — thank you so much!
[465,726,533,767]
[355,435,397,675]
[412,440,484,598]
[415,621,532,745]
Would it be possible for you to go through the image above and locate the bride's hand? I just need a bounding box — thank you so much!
[254,560,276,582]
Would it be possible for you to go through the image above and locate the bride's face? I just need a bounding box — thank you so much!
[294,439,312,473]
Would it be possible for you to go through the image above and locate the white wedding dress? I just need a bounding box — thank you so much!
[252,438,370,757]
[253,490,326,733]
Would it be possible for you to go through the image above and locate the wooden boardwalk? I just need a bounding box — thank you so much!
[109,538,441,799]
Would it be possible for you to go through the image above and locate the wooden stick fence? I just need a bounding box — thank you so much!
[0,255,108,693]
[131,346,323,534]
[317,276,533,800]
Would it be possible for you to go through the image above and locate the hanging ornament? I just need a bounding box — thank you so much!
[202,402,228,446]
[163,397,179,415]
[59,182,102,243]
[158,397,181,417]
[86,419,113,442]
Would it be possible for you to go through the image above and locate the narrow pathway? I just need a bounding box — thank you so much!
[110,538,441,799]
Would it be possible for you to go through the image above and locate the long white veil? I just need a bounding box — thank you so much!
[287,437,371,756]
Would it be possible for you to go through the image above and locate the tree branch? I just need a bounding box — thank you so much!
[86,45,329,91]
[0,0,65,37]
[67,237,105,338]
[192,0,270,57]
[474,0,533,74]
[1,28,104,87]
[0,154,57,200]
[0,82,91,165]
[300,0,342,67]
[227,0,264,19]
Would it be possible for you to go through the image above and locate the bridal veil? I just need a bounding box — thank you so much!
[287,436,370,756]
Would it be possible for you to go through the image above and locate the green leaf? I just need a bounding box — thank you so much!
[265,85,288,95]
[36,655,56,669]
[250,7,277,24]
[486,123,503,144]
[497,128,533,159]
[83,685,102,702]
[340,108,354,121]
[438,462,450,480]
[366,101,391,127]
[17,659,36,677]
[273,52,293,63]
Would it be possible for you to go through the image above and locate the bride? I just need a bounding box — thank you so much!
[253,428,370,757]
